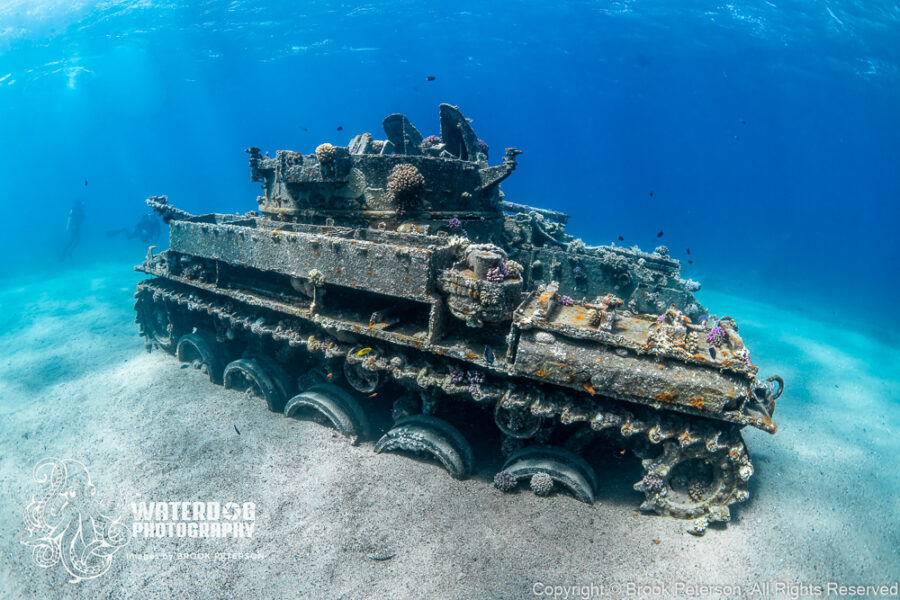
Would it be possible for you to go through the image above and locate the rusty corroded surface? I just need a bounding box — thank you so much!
[135,104,783,533]
[502,209,705,318]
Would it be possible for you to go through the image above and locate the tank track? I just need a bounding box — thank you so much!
[135,278,754,535]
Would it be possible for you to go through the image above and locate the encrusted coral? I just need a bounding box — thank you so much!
[530,472,554,496]
[493,470,518,492]
[315,142,335,163]
[465,370,484,392]
[573,266,587,281]
[567,238,586,253]
[706,326,727,347]
[486,261,509,283]
[686,331,700,353]
[688,479,708,502]
[307,268,326,287]
[386,163,426,211]
[599,250,629,273]
[478,287,501,306]
[449,366,465,384]
[642,473,665,494]
[334,167,366,199]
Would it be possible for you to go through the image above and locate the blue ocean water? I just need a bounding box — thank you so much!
[2,1,898,336]
[2,4,900,594]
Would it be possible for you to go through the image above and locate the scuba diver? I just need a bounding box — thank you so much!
[59,198,86,262]
[107,212,161,245]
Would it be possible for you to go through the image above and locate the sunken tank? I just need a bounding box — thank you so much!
[134,104,783,535]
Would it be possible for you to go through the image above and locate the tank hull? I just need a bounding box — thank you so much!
[134,105,783,535]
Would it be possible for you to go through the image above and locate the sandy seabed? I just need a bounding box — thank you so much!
[0,262,898,600]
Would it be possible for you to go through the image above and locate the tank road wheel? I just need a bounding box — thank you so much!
[136,295,178,354]
[635,432,753,536]
[284,384,371,445]
[494,402,543,439]
[343,359,383,394]
[374,415,474,479]
[245,353,295,402]
[297,368,328,393]
[500,446,598,504]
[223,358,287,413]
[176,332,225,384]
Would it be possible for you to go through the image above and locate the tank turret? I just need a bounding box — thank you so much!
[247,103,519,245]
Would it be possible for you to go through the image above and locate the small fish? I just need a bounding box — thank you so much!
[367,552,395,561]
[686,248,691,255]
[733,135,740,142]
[657,231,664,238]
[619,449,626,456]
[337,125,343,131]
[368,392,378,398]
[688,260,693,264]
[484,345,495,364]
[426,75,435,81]
[356,347,373,357]
[648,190,654,197]
[582,382,596,395]
[740,119,747,125]
[298,126,308,132]
[234,424,241,435]
[708,348,717,360]
[84,178,89,186]
[326,372,333,378]
[618,235,624,241]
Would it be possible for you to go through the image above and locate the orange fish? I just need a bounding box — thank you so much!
[582,382,596,395]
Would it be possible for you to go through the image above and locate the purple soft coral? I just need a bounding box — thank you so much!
[449,366,465,384]
[448,216,462,230]
[486,261,509,283]
[422,135,441,149]
[558,295,574,307]
[706,326,727,347]
[466,370,485,393]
